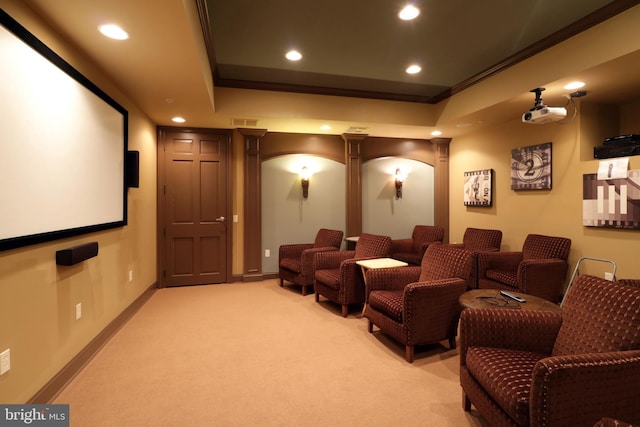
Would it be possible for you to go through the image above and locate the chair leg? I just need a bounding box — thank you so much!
[341,304,348,317]
[405,345,414,363]
[367,319,373,333]
[449,335,457,350]
[315,292,319,302]
[279,278,283,287]
[462,390,472,411]
[301,285,307,296]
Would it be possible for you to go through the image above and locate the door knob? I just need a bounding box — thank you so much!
[216,216,225,222]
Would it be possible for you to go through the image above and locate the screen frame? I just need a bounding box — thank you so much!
[0,9,129,252]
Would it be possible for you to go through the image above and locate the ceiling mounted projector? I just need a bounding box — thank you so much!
[522,87,567,124]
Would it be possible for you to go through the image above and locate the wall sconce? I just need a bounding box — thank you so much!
[395,168,406,199]
[300,166,310,198]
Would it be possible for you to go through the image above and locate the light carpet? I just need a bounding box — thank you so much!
[53,280,488,426]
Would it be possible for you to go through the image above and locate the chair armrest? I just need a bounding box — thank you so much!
[517,258,568,301]
[300,246,341,276]
[313,250,355,270]
[364,266,421,298]
[403,279,468,343]
[477,251,523,277]
[391,238,414,253]
[418,241,441,259]
[279,243,314,261]
[459,308,562,366]
[530,350,640,427]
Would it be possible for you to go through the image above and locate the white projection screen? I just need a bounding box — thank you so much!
[0,9,128,252]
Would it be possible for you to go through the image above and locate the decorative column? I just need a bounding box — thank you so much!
[240,128,267,281]
[342,133,367,239]
[431,138,452,243]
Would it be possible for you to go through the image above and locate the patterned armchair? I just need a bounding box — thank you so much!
[477,233,571,302]
[314,233,391,317]
[364,244,473,362]
[446,227,502,289]
[390,225,444,265]
[278,228,343,295]
[460,274,640,427]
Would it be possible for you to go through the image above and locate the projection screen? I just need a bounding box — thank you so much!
[0,9,128,252]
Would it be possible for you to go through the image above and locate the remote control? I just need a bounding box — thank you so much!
[500,291,526,303]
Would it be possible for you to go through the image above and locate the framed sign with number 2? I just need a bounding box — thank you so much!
[511,142,552,190]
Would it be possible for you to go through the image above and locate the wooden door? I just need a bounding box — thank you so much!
[158,128,231,287]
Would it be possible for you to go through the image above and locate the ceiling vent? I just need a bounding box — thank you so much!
[231,118,259,127]
[345,126,369,133]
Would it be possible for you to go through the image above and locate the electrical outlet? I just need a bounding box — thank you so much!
[233,214,238,223]
[1,349,11,375]
[129,270,133,282]
[265,249,270,257]
[605,272,614,281]
[75,303,82,320]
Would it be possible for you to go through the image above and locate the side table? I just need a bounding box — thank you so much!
[459,289,560,312]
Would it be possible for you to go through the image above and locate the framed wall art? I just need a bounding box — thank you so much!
[464,169,493,207]
[511,142,552,190]
[583,170,640,229]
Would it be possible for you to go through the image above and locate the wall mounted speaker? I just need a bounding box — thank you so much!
[56,242,99,266]
[126,150,139,188]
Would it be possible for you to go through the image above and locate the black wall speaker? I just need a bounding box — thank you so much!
[56,242,99,266]
[126,150,139,188]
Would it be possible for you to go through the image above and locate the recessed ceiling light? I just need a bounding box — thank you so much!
[172,117,186,123]
[399,5,420,20]
[98,24,129,40]
[406,64,421,74]
[320,124,331,131]
[430,130,442,136]
[285,50,302,61]
[563,81,585,90]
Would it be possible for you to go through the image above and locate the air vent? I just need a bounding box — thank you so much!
[345,126,369,133]
[231,118,259,127]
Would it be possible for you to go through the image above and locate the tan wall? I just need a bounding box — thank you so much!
[0,1,157,402]
[449,99,640,280]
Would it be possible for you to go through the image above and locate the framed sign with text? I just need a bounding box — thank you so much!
[464,169,493,207]
[511,142,552,190]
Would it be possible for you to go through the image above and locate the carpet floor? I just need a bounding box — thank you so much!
[53,280,488,426]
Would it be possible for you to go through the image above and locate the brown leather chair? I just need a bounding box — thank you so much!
[460,274,640,427]
[364,244,473,362]
[477,233,571,302]
[390,225,444,265]
[314,233,391,317]
[278,228,343,295]
[446,227,502,289]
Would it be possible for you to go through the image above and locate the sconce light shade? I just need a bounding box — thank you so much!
[300,166,310,198]
[395,168,405,199]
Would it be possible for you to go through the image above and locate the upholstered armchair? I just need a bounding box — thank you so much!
[314,233,391,317]
[278,228,343,295]
[364,244,473,362]
[477,233,571,302]
[460,274,640,427]
[446,227,502,289]
[390,225,444,265]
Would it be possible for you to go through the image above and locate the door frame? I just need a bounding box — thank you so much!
[156,126,233,287]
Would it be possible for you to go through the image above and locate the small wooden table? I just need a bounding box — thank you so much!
[459,289,561,312]
[357,258,408,315]
[345,236,359,250]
